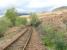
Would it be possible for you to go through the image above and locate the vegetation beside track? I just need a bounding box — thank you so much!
[40,13,67,50]
[30,13,40,27]
[0,8,27,38]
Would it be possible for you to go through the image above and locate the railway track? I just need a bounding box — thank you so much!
[0,26,32,50]
[0,26,28,50]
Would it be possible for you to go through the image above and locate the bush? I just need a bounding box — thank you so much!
[55,39,67,50]
[0,17,11,38]
[15,17,27,26]
[42,24,67,50]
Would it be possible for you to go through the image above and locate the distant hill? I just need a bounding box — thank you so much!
[53,6,67,11]
[17,12,30,16]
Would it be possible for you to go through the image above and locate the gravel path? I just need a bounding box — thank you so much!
[26,28,45,50]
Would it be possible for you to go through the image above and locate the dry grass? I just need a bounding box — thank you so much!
[39,11,67,32]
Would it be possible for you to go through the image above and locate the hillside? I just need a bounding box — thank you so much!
[53,6,67,11]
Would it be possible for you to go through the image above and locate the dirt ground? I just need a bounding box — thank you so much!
[26,28,46,50]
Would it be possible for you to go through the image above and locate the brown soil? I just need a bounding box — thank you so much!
[26,28,46,50]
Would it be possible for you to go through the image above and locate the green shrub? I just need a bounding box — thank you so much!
[15,17,27,26]
[41,24,67,50]
[55,39,67,50]
[0,17,11,38]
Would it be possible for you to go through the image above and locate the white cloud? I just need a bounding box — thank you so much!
[27,0,67,9]
[0,0,29,8]
[27,0,48,8]
[0,0,17,8]
[0,0,67,12]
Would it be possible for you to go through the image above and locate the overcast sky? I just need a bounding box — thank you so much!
[0,0,67,13]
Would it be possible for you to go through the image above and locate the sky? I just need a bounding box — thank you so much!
[0,0,67,14]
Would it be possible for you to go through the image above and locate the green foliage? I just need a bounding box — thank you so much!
[15,17,27,26]
[5,8,17,26]
[30,13,40,27]
[0,17,11,38]
[55,39,67,50]
[42,24,67,50]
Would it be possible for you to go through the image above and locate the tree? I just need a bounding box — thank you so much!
[5,8,17,26]
[30,13,40,27]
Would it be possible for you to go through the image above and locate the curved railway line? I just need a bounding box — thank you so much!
[0,26,33,50]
